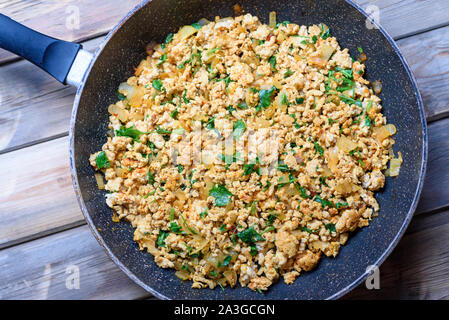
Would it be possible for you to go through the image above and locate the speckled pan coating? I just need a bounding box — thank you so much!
[69,0,427,300]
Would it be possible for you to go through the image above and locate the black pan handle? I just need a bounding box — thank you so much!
[0,14,82,84]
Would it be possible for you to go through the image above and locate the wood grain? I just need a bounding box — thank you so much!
[0,0,142,64]
[2,26,449,154]
[345,209,449,299]
[1,116,447,249]
[416,117,449,214]
[0,226,149,300]
[355,0,449,39]
[0,137,82,249]
[397,25,449,122]
[0,37,103,154]
[1,208,448,300]
[0,0,447,64]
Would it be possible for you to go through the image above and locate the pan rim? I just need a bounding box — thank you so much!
[69,0,428,300]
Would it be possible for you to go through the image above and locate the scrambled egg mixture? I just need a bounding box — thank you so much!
[90,14,400,292]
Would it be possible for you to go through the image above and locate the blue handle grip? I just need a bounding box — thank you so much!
[0,14,81,84]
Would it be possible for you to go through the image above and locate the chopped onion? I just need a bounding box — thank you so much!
[269,11,276,28]
[372,80,382,94]
[373,124,396,142]
[129,86,145,108]
[177,25,198,41]
[308,44,335,68]
[336,181,356,195]
[223,270,237,287]
[256,118,271,128]
[173,128,185,135]
[385,151,403,177]
[175,270,191,281]
[108,104,129,122]
[94,173,105,190]
[118,82,136,99]
[336,136,358,153]
[327,147,339,173]
[115,167,127,178]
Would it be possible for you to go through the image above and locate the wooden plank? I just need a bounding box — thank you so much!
[345,209,449,299]
[2,19,449,154]
[416,117,449,214]
[2,5,449,153]
[0,226,149,300]
[0,37,103,154]
[355,0,449,39]
[1,116,447,249]
[397,25,449,122]
[0,0,446,64]
[0,136,83,249]
[0,0,142,64]
[2,208,449,300]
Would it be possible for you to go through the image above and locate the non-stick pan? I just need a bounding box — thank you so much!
[0,0,427,299]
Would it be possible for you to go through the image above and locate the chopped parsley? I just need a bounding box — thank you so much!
[152,79,164,91]
[325,223,337,233]
[116,125,146,141]
[269,55,277,71]
[156,231,169,247]
[191,22,202,30]
[237,226,264,244]
[232,120,246,140]
[157,54,167,66]
[255,86,276,113]
[284,69,294,78]
[95,151,110,169]
[147,170,155,185]
[200,209,208,219]
[336,202,348,209]
[314,195,334,208]
[222,255,232,267]
[209,184,233,207]
[117,91,127,101]
[170,221,183,234]
[314,141,324,156]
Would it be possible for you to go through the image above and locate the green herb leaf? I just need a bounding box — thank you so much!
[314,141,324,156]
[336,202,348,209]
[284,69,294,78]
[148,170,155,185]
[191,22,202,30]
[256,86,276,113]
[314,195,334,208]
[325,223,337,233]
[295,97,305,104]
[222,255,232,267]
[269,55,277,71]
[157,54,167,66]
[117,91,127,101]
[200,209,208,219]
[156,231,169,247]
[95,151,110,169]
[232,120,246,140]
[209,184,233,207]
[116,125,146,141]
[170,221,183,234]
[237,226,264,244]
[152,79,164,91]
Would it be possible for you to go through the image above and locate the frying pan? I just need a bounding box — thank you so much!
[0,0,427,299]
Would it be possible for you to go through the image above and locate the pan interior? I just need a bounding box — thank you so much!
[72,0,425,300]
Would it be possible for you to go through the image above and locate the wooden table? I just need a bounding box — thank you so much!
[1,0,448,300]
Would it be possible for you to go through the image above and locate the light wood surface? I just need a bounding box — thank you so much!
[1,0,448,300]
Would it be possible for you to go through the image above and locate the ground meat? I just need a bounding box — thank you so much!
[90,14,396,292]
